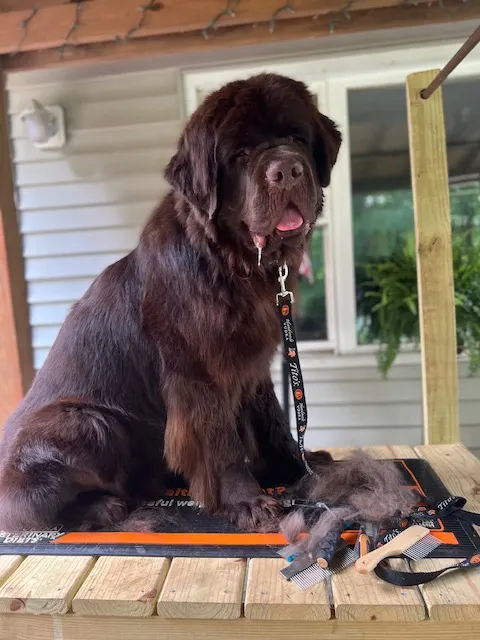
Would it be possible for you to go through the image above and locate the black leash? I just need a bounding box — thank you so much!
[374,551,480,586]
[376,495,480,547]
[413,494,480,527]
[276,263,313,475]
[374,494,480,585]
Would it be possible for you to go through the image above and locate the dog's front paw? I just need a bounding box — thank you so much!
[223,495,283,532]
[77,496,129,531]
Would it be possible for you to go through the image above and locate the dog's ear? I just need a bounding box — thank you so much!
[312,112,342,188]
[164,114,218,217]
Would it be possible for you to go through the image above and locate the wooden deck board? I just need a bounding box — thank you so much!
[365,445,419,459]
[1,615,480,639]
[72,556,170,617]
[327,445,418,459]
[0,555,95,615]
[332,558,426,622]
[411,557,480,621]
[0,556,23,587]
[157,557,246,619]
[244,558,330,620]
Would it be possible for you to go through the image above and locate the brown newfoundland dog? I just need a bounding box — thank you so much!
[0,73,341,533]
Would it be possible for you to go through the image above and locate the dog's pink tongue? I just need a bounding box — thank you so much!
[276,207,304,232]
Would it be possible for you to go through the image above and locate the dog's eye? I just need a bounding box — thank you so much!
[233,148,249,162]
[289,135,307,145]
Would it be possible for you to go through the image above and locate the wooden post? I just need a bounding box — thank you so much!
[406,70,459,445]
[0,69,33,427]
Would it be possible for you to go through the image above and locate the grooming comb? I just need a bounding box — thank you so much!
[378,522,443,560]
[290,544,359,591]
[280,554,316,581]
[402,532,442,560]
[355,525,441,574]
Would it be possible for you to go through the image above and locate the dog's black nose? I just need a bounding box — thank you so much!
[266,158,304,188]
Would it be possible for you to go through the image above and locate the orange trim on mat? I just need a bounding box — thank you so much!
[52,529,459,547]
[394,459,427,498]
[53,532,289,546]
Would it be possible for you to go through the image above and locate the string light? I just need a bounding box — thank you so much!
[329,1,355,35]
[10,2,38,57]
[57,0,84,58]
[202,0,240,40]
[116,0,164,42]
[269,3,294,34]
[342,1,354,19]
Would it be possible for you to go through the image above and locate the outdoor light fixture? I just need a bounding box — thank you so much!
[20,99,66,150]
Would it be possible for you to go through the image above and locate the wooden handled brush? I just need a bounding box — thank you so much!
[354,525,371,558]
[314,521,344,568]
[355,525,431,574]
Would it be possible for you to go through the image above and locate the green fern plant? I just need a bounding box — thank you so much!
[358,232,480,378]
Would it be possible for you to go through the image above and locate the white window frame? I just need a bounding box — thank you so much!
[182,41,480,362]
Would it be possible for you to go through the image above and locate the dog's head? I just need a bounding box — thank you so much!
[165,73,341,263]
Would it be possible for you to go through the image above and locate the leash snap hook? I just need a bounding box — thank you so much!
[276,262,295,305]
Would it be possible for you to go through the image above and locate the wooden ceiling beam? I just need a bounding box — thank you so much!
[3,1,479,72]
[0,0,436,56]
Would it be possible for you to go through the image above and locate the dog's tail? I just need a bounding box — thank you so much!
[0,440,75,532]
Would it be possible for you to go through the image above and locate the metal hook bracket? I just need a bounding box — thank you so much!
[276,263,294,305]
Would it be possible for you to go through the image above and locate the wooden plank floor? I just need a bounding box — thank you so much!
[0,444,478,640]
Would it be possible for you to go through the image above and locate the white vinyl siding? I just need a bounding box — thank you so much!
[7,66,182,371]
[271,359,479,454]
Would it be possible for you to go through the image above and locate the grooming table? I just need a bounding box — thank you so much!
[0,444,478,640]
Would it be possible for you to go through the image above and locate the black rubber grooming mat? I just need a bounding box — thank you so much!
[0,458,478,558]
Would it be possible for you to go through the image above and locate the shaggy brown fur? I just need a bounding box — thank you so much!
[0,73,340,533]
[281,451,418,555]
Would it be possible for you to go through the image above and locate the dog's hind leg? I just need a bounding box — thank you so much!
[0,400,133,532]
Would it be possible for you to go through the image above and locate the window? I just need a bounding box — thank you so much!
[349,78,480,351]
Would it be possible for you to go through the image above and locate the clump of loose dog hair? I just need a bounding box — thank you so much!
[301,450,417,522]
[281,450,418,555]
[280,510,308,543]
